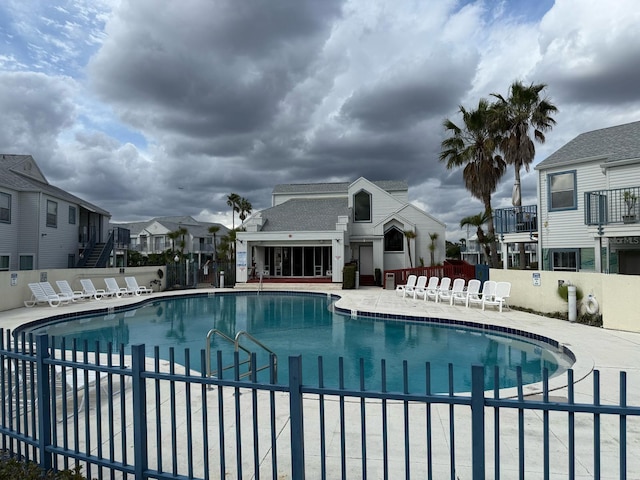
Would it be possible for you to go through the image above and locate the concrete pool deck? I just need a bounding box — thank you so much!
[1,286,639,478]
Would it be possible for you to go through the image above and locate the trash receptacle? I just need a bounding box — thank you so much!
[385,272,395,290]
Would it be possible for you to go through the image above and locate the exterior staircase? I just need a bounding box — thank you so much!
[83,243,106,268]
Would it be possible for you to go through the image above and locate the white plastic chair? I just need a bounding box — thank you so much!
[24,283,69,308]
[483,281,511,312]
[104,278,128,298]
[124,277,153,295]
[56,280,92,302]
[407,276,428,299]
[435,277,452,303]
[468,280,496,308]
[423,277,441,302]
[395,275,417,297]
[456,279,480,307]
[80,279,106,300]
[440,278,465,305]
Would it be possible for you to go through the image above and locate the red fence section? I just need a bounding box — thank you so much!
[383,261,476,289]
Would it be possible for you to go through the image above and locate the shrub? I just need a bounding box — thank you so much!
[0,454,86,479]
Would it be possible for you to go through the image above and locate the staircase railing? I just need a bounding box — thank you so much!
[76,234,96,267]
[94,231,114,268]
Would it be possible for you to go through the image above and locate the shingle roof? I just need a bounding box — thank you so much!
[536,120,640,169]
[0,154,110,216]
[259,198,349,231]
[112,217,228,237]
[272,180,408,195]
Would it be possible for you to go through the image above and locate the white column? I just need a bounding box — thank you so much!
[501,242,509,269]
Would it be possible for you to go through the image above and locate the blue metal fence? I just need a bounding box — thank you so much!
[2,331,640,479]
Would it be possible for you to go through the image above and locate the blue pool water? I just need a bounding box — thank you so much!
[27,292,572,393]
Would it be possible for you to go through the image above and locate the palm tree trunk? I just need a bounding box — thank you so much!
[512,165,527,268]
[482,196,498,268]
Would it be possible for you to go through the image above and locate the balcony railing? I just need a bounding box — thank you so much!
[493,205,537,237]
[585,186,640,227]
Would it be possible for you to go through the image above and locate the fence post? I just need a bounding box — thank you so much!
[471,365,485,480]
[36,335,52,472]
[131,344,148,479]
[289,356,305,480]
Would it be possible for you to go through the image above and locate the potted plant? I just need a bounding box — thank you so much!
[623,190,637,223]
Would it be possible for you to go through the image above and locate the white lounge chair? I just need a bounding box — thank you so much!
[104,278,128,298]
[423,277,441,302]
[440,278,465,305]
[406,275,427,299]
[454,279,480,307]
[468,280,496,308]
[80,279,106,300]
[55,280,91,302]
[395,275,417,296]
[24,283,69,307]
[40,282,75,304]
[483,281,511,312]
[435,277,452,303]
[124,277,153,295]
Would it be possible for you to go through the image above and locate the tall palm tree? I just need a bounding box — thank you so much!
[238,197,252,223]
[460,212,493,265]
[177,226,188,255]
[403,230,417,268]
[428,232,439,266]
[440,99,507,267]
[492,81,558,268]
[167,230,181,256]
[226,193,241,230]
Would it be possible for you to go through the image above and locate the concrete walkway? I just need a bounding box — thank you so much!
[1,286,639,478]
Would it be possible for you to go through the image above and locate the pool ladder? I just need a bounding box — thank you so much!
[205,329,277,381]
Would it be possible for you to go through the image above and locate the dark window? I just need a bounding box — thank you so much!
[69,206,76,224]
[47,200,58,227]
[354,190,371,222]
[552,249,578,272]
[549,171,576,210]
[384,227,404,252]
[0,192,10,223]
[19,255,34,271]
[0,256,9,271]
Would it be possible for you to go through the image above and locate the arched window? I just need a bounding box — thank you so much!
[354,190,371,222]
[384,227,404,252]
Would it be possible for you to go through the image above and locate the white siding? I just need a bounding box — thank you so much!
[607,163,640,188]
[539,161,605,249]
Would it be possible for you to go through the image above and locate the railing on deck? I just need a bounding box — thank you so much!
[384,261,476,289]
[493,205,538,237]
[3,331,640,479]
[585,186,640,228]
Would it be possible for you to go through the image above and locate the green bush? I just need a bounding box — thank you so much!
[342,265,356,289]
[0,455,86,479]
[557,283,584,302]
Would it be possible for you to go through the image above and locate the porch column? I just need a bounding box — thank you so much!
[501,242,509,269]
[594,237,602,273]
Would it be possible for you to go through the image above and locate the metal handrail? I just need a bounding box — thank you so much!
[205,329,277,381]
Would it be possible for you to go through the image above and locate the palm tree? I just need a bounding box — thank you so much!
[460,212,493,265]
[238,197,252,223]
[440,99,507,268]
[227,193,241,230]
[208,225,220,261]
[428,232,439,266]
[491,81,558,268]
[167,230,181,256]
[177,226,188,255]
[403,230,417,268]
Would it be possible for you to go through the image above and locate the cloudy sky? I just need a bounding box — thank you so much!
[2,0,640,241]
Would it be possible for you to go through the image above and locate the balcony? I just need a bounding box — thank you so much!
[493,205,538,238]
[585,186,640,227]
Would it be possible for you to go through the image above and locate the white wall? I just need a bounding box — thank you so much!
[489,269,640,332]
[0,266,165,312]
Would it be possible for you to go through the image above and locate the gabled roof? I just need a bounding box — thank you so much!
[259,198,349,232]
[272,180,408,195]
[536,120,640,170]
[0,154,110,216]
[112,216,228,237]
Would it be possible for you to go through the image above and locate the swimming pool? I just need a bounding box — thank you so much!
[26,292,573,393]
